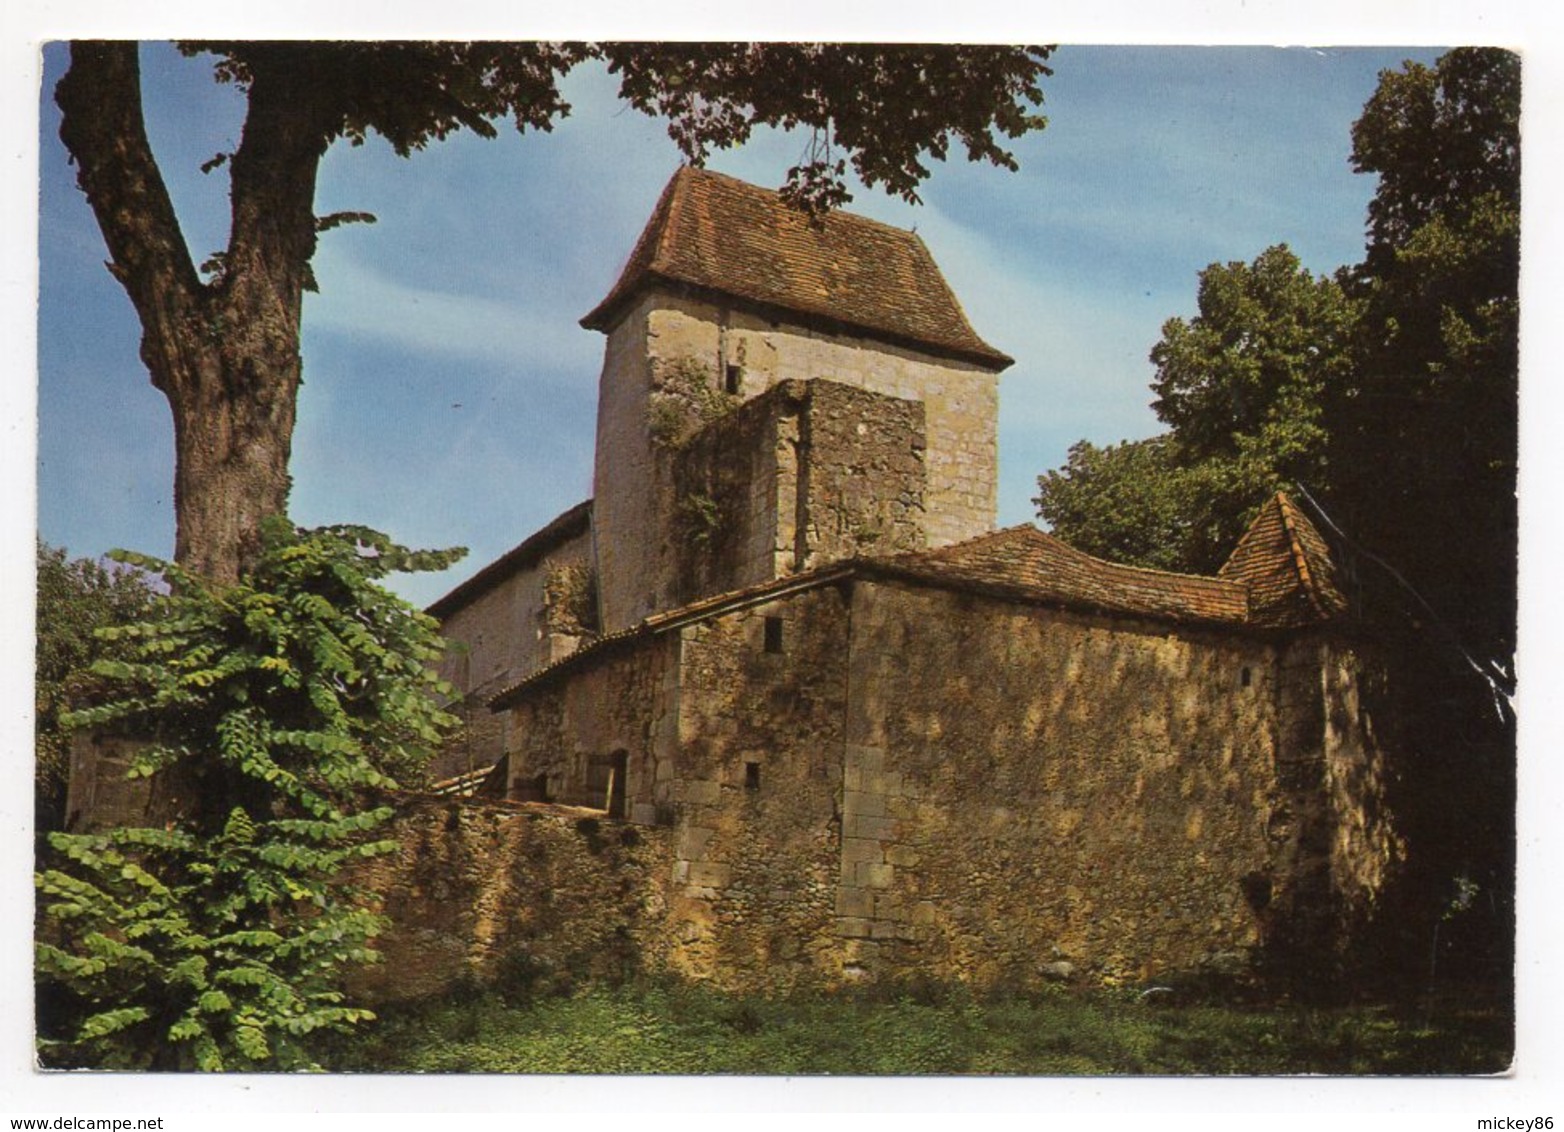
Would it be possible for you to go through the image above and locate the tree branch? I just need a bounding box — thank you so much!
[223,46,336,318]
[55,41,203,390]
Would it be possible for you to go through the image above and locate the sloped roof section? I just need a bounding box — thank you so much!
[873,525,1253,626]
[486,496,1351,711]
[1218,493,1348,629]
[581,167,1013,370]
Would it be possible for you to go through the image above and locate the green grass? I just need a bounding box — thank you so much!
[325,978,1512,1076]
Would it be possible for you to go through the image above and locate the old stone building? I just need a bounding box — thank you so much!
[379,166,1400,996]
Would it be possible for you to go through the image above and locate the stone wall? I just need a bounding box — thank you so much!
[1264,635,1403,964]
[661,587,854,985]
[834,580,1286,985]
[669,379,927,609]
[589,288,998,634]
[592,291,672,633]
[432,527,593,779]
[715,302,998,552]
[792,380,928,568]
[666,379,795,607]
[501,634,680,822]
[349,795,679,1003]
[461,576,1397,996]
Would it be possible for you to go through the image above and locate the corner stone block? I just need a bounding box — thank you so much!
[840,837,884,865]
[677,823,716,860]
[842,789,886,818]
[844,744,885,773]
[837,917,873,939]
[681,779,722,806]
[835,887,875,918]
[687,861,732,889]
[857,861,895,889]
[844,814,899,840]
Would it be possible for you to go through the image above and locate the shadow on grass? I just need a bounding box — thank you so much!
[323,972,1512,1076]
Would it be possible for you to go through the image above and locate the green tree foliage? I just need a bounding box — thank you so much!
[1036,47,1520,992]
[35,541,156,831]
[56,41,1053,583]
[1331,47,1520,669]
[1033,437,1199,572]
[35,522,464,1070]
[1325,48,1519,991]
[1036,246,1355,572]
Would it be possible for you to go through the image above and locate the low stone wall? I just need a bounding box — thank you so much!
[349,795,678,1003]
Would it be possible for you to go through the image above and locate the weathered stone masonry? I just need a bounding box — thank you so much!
[390,166,1403,998]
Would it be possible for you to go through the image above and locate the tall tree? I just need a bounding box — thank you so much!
[1036,245,1356,572]
[37,524,463,1069]
[55,41,1054,584]
[1035,49,1521,989]
[1330,47,1520,674]
[1325,48,1519,990]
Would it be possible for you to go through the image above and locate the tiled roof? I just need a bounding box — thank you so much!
[1218,493,1348,629]
[869,525,1253,627]
[427,500,592,620]
[486,493,1347,711]
[580,167,1013,370]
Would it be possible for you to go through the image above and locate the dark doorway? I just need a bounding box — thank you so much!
[588,749,629,818]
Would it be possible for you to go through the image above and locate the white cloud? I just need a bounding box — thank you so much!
[305,245,597,385]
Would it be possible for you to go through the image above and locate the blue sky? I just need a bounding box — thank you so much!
[39,44,1441,609]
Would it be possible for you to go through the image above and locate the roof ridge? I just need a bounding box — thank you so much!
[884,522,1032,562]
[1273,493,1331,619]
[656,165,694,271]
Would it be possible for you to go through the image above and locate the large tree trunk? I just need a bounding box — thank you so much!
[56,42,330,583]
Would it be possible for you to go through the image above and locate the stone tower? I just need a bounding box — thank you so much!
[581,167,1014,633]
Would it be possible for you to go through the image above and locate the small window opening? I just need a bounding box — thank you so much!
[725,364,743,395]
[763,616,784,654]
[589,750,628,818]
[1241,667,1252,688]
[745,761,761,791]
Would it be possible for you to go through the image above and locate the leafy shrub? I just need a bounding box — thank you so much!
[35,540,156,831]
[35,520,464,1070]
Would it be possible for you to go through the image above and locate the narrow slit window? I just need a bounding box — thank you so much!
[1241,667,1252,688]
[725,364,743,395]
[763,616,784,654]
[745,762,761,791]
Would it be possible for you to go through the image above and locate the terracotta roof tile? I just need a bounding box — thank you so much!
[1218,493,1347,628]
[581,167,1012,370]
[487,494,1349,711]
[871,525,1253,626]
